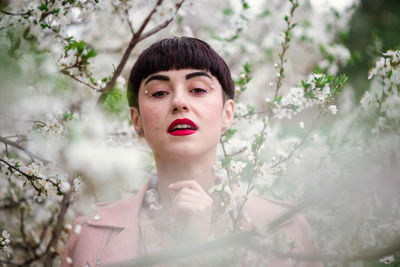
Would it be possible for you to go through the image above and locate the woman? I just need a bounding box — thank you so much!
[61,37,321,266]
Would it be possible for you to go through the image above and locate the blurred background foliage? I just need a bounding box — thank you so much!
[340,0,400,99]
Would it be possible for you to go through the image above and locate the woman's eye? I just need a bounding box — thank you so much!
[190,88,208,95]
[150,91,169,98]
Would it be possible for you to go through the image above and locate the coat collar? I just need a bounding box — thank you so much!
[85,180,150,228]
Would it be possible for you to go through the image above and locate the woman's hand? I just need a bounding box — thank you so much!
[168,180,213,242]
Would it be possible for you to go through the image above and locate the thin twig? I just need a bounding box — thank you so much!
[234,118,269,228]
[136,0,163,36]
[60,69,100,92]
[273,0,299,99]
[227,147,247,158]
[269,82,343,170]
[39,215,55,246]
[136,17,174,42]
[219,139,233,182]
[0,136,50,164]
[0,260,19,266]
[0,158,61,194]
[125,9,135,35]
[236,108,271,119]
[0,9,30,16]
[219,138,240,228]
[42,175,74,266]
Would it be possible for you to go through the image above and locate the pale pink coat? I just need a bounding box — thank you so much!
[61,181,322,266]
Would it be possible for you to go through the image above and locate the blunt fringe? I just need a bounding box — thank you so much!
[127,37,234,107]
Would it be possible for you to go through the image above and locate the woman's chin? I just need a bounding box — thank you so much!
[154,146,217,160]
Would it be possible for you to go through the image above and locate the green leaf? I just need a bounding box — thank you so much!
[284,15,289,22]
[38,3,48,12]
[101,87,127,115]
[221,156,232,168]
[83,49,97,59]
[40,23,51,29]
[243,62,251,73]
[388,69,393,79]
[274,95,283,103]
[246,104,255,115]
[223,6,234,16]
[241,0,250,9]
[258,9,270,18]
[224,128,238,141]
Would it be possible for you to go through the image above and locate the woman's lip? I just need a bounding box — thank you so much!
[167,118,198,133]
[169,129,197,136]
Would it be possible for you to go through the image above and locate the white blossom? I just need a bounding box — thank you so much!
[379,255,395,265]
[60,181,71,193]
[328,105,337,115]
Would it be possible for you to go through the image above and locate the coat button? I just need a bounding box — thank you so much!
[93,214,101,221]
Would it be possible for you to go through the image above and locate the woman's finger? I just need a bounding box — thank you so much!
[168,180,207,194]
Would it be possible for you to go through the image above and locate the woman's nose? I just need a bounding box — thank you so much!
[171,91,189,113]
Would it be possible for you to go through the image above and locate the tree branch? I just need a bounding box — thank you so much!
[0,158,61,195]
[273,0,299,99]
[255,238,400,264]
[0,260,19,266]
[43,175,74,266]
[97,0,186,104]
[0,136,50,164]
[0,9,30,16]
[60,69,100,92]
[136,17,173,42]
[125,9,135,35]
[269,82,343,170]
[105,199,307,267]
[219,139,233,182]
[234,117,269,228]
[227,147,247,158]
[106,190,400,266]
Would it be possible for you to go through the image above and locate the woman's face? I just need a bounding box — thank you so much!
[130,69,234,159]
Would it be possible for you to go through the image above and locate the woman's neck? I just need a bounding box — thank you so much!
[154,152,217,209]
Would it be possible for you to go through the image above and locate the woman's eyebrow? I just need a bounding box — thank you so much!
[185,71,212,80]
[144,74,169,85]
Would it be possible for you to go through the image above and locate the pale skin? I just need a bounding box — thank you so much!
[130,68,234,242]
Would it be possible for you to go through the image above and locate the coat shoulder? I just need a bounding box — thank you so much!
[60,188,147,266]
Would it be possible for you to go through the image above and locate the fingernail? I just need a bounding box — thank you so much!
[168,183,175,189]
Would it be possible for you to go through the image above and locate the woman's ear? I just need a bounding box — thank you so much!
[130,107,144,136]
[222,99,235,130]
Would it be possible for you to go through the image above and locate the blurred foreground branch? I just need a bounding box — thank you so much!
[106,199,307,266]
[106,195,400,266]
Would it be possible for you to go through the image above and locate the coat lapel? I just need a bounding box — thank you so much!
[85,180,150,265]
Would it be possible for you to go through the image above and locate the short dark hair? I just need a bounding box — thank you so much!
[127,37,235,107]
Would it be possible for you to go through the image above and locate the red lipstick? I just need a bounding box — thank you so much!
[167,118,198,136]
